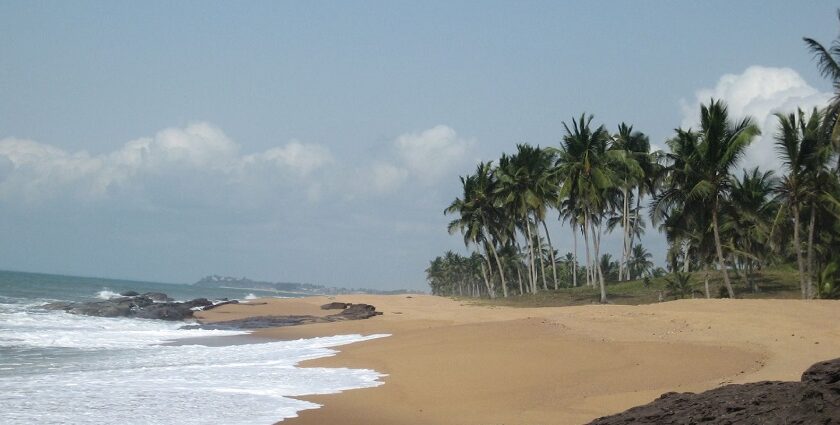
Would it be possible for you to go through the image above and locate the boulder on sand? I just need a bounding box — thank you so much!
[320,302,351,310]
[192,303,383,330]
[588,357,840,425]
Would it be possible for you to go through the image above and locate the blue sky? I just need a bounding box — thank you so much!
[0,1,836,289]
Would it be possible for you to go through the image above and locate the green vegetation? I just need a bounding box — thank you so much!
[463,267,803,308]
[428,12,840,302]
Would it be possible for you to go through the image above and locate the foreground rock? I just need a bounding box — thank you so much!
[588,357,840,425]
[43,293,227,321]
[188,303,383,330]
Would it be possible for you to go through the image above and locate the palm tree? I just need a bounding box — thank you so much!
[553,114,616,302]
[495,144,555,294]
[773,108,826,298]
[445,163,506,298]
[665,271,693,300]
[627,245,654,280]
[724,167,777,292]
[610,123,649,280]
[654,100,760,298]
[804,10,840,156]
[551,114,638,303]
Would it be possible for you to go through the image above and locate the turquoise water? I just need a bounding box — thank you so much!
[0,269,387,424]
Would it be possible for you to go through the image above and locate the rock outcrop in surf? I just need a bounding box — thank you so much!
[42,293,235,321]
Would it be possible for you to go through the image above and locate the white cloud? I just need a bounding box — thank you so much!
[369,163,410,194]
[680,66,832,171]
[348,125,474,197]
[0,122,333,206]
[246,140,333,177]
[394,125,474,184]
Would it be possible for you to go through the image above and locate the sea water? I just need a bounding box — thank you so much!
[0,270,388,424]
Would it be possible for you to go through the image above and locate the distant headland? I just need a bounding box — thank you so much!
[193,275,419,296]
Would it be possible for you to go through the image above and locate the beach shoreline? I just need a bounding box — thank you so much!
[196,295,840,425]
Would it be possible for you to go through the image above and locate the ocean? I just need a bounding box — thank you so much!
[0,270,387,424]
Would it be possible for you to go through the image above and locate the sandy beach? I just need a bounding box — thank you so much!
[196,296,840,424]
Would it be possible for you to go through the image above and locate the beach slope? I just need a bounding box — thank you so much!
[197,296,840,425]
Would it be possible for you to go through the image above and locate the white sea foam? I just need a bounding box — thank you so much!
[0,303,389,424]
[245,293,258,300]
[96,289,121,299]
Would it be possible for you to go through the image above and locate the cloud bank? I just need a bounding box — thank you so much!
[679,66,831,172]
[0,122,474,210]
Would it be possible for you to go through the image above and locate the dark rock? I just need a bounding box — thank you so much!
[183,298,213,309]
[802,358,840,388]
[588,357,840,425]
[184,315,321,330]
[321,302,350,310]
[336,303,382,320]
[119,290,140,297]
[201,300,239,311]
[67,301,132,318]
[135,303,194,321]
[141,292,173,302]
[111,296,154,308]
[40,292,201,321]
[192,303,383,330]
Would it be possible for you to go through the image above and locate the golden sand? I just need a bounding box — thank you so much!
[196,295,840,425]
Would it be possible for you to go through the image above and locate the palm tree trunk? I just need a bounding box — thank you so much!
[524,218,538,294]
[594,220,607,303]
[534,215,548,291]
[488,241,508,298]
[628,190,642,278]
[541,220,559,290]
[621,186,630,281]
[481,247,497,299]
[583,216,593,287]
[703,263,710,299]
[478,263,489,298]
[516,262,524,295]
[732,253,749,290]
[793,205,807,299]
[572,223,578,287]
[711,205,735,298]
[807,203,816,299]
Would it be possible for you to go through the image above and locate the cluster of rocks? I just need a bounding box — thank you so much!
[187,302,382,330]
[42,291,239,321]
[588,357,840,424]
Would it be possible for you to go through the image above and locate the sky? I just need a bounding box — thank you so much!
[0,1,837,289]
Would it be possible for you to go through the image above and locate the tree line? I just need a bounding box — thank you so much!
[427,14,840,302]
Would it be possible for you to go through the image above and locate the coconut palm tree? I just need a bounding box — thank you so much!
[552,114,627,303]
[725,167,778,292]
[773,108,826,298]
[804,10,840,156]
[610,123,650,280]
[627,245,654,280]
[495,144,555,294]
[654,100,760,298]
[445,163,506,298]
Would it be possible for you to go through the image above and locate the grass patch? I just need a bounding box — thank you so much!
[462,267,803,307]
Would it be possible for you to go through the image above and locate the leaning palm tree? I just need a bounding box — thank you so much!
[804,10,840,156]
[445,163,505,298]
[495,144,556,294]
